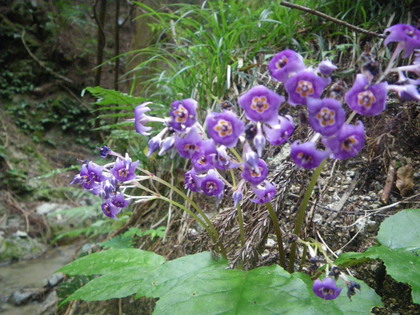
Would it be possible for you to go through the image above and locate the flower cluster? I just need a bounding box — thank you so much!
[71,150,139,219]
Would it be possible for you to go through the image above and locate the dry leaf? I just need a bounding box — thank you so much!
[396,165,415,196]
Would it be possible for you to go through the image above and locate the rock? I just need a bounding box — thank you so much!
[36,203,63,215]
[41,290,58,314]
[46,273,64,287]
[9,288,44,306]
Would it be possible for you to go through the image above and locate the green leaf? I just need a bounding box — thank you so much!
[60,250,382,313]
[335,209,420,304]
[154,265,381,315]
[377,209,420,251]
[59,248,165,276]
[84,86,144,106]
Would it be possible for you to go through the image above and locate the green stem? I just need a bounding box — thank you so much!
[236,204,245,247]
[288,160,326,273]
[138,169,227,257]
[265,202,286,269]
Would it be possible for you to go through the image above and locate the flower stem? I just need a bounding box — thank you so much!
[236,204,245,247]
[139,168,227,257]
[288,160,326,273]
[265,202,286,269]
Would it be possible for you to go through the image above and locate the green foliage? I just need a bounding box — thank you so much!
[59,250,382,314]
[100,227,166,249]
[336,209,420,304]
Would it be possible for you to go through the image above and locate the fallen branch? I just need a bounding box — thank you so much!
[280,1,385,38]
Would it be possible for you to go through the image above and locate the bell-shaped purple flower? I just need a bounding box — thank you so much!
[134,102,166,136]
[238,85,285,124]
[263,115,295,146]
[384,24,420,58]
[241,158,268,186]
[251,181,276,204]
[206,111,245,147]
[185,168,202,193]
[285,70,330,106]
[388,84,420,101]
[242,142,259,171]
[268,50,306,83]
[313,277,343,300]
[345,74,388,116]
[192,140,217,174]
[175,127,203,159]
[147,128,168,157]
[291,141,329,169]
[233,180,245,207]
[158,135,176,156]
[253,123,266,157]
[169,99,198,131]
[209,146,242,171]
[307,98,346,137]
[323,122,365,160]
[318,60,337,76]
[96,179,117,199]
[101,201,122,220]
[200,170,225,198]
[111,155,139,182]
[71,162,106,189]
[111,193,131,209]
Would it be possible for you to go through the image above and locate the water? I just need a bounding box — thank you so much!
[0,244,79,314]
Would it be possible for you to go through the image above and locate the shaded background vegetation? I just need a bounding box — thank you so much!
[0,0,419,314]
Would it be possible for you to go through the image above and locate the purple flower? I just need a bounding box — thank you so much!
[200,170,225,198]
[291,141,329,169]
[241,158,268,186]
[147,128,168,157]
[175,127,203,159]
[233,180,245,207]
[251,181,276,204]
[388,84,420,101]
[318,60,337,76]
[134,102,165,136]
[111,155,139,182]
[169,99,198,131]
[242,142,259,171]
[185,168,202,193]
[268,50,306,83]
[206,111,245,147]
[285,71,330,106]
[323,122,365,160]
[95,179,117,199]
[238,85,285,124]
[71,162,106,189]
[209,146,242,171]
[307,98,346,137]
[191,140,217,174]
[158,135,176,156]
[263,115,295,146]
[345,74,388,116]
[253,123,266,157]
[313,277,343,300]
[101,201,122,220]
[384,24,420,58]
[111,193,131,209]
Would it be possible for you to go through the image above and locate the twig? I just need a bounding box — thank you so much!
[21,30,73,83]
[381,160,396,203]
[280,1,384,38]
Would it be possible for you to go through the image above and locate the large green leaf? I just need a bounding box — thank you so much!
[154,265,382,315]
[377,209,420,251]
[60,249,382,314]
[335,209,420,304]
[59,248,165,276]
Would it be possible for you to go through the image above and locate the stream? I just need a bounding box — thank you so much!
[0,244,79,315]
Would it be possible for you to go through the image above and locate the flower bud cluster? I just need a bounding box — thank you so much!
[71,150,138,219]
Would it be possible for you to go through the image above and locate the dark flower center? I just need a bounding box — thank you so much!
[119,169,129,178]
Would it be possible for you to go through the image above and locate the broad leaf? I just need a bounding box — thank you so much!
[59,248,164,276]
[335,209,420,304]
[377,209,420,251]
[154,265,382,315]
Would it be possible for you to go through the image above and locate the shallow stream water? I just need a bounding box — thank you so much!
[0,244,79,315]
